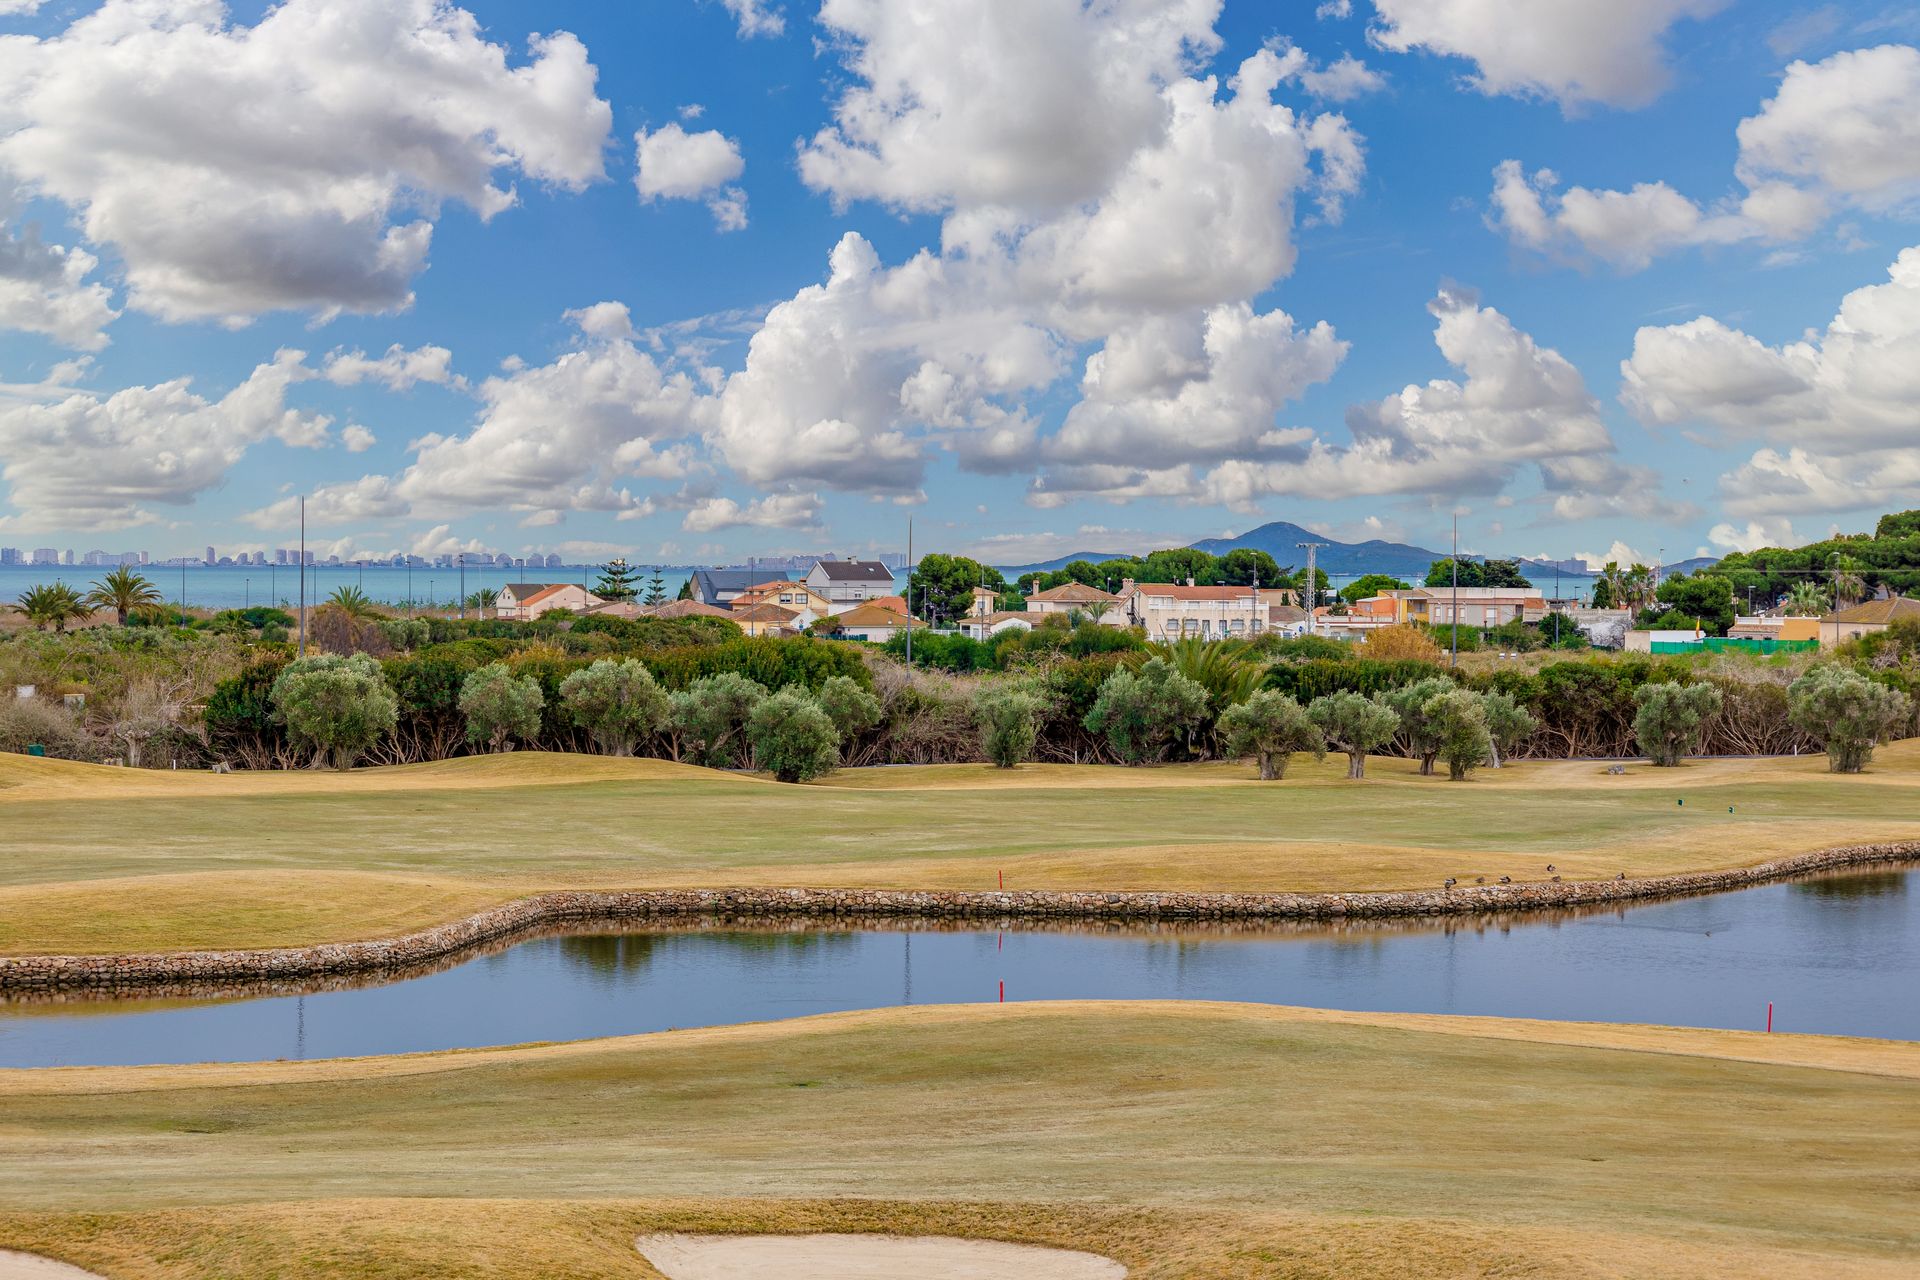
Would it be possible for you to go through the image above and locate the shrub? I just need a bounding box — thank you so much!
[670,672,768,767]
[1305,691,1399,779]
[1258,633,1348,661]
[816,674,883,741]
[1218,690,1324,780]
[1084,657,1210,764]
[1363,624,1444,664]
[973,685,1042,768]
[1788,665,1912,773]
[1633,681,1724,766]
[270,653,399,769]
[1427,688,1492,781]
[748,686,841,782]
[1479,689,1536,767]
[558,657,670,756]
[1376,676,1457,775]
[459,663,545,753]
[0,698,100,761]
[204,657,291,767]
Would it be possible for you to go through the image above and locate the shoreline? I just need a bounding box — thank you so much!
[4,840,1915,995]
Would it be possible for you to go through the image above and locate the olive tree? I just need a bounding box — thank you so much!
[1480,690,1536,768]
[270,653,398,769]
[1218,690,1324,780]
[748,686,841,783]
[559,657,669,756]
[1306,690,1399,779]
[1377,676,1456,775]
[1789,665,1912,774]
[1084,657,1210,764]
[973,685,1042,769]
[669,672,768,766]
[1426,688,1492,781]
[1633,681,1724,766]
[459,663,544,753]
[816,674,882,741]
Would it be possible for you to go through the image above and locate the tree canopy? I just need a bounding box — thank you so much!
[909,553,1006,625]
[1424,558,1533,589]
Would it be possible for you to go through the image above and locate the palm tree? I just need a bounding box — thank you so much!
[83,566,163,625]
[1831,554,1867,609]
[1783,581,1830,617]
[1137,637,1268,710]
[324,585,385,620]
[11,582,89,632]
[462,588,499,619]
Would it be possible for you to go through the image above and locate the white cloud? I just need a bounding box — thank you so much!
[1316,1,1353,18]
[1735,44,1920,209]
[241,474,404,529]
[1574,541,1649,571]
[1708,517,1796,552]
[0,1,45,14]
[0,350,330,530]
[1622,245,1920,517]
[634,123,748,231]
[392,307,714,519]
[1368,0,1728,111]
[0,0,611,324]
[681,492,824,533]
[341,424,377,453]
[718,0,783,38]
[1193,284,1637,512]
[1274,44,1387,101]
[0,218,117,348]
[321,344,460,392]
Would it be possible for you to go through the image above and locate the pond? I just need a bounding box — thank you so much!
[2,868,1913,1067]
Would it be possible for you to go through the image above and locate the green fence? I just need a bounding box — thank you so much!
[1650,637,1818,655]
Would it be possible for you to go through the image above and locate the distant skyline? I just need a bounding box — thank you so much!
[1,1,1916,574]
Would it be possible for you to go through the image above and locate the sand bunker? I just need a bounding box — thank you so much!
[0,1254,106,1280]
[636,1232,1126,1279]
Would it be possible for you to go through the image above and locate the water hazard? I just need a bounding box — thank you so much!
[2,868,1913,1067]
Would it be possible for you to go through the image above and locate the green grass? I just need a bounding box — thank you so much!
[2,1003,1916,1278]
[3,747,1918,955]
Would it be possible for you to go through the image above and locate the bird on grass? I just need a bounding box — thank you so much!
[1443,877,1457,889]
[1616,872,1626,881]
[1475,876,1485,884]
[1498,875,1512,884]
[1551,875,1563,883]
[1546,864,1557,872]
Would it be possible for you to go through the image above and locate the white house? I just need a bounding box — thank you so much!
[806,559,896,608]
[495,582,603,619]
[1115,579,1295,642]
[833,602,925,643]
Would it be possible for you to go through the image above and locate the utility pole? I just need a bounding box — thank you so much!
[903,516,914,682]
[1296,541,1326,634]
[458,552,466,621]
[1450,514,1459,668]
[297,495,306,657]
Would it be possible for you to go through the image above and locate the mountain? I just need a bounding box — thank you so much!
[1188,521,1447,576]
[997,551,1135,577]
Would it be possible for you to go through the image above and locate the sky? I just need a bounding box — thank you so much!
[0,0,1917,571]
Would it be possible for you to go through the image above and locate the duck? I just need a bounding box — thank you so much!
[1474,876,1485,885]
[1546,864,1557,873]
[1616,872,1626,881]
[1498,875,1512,884]
[1551,875,1563,883]
[1443,877,1457,889]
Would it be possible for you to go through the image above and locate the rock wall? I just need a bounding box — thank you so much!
[3,841,1914,995]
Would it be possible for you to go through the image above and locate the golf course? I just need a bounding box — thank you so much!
[4,749,1918,1277]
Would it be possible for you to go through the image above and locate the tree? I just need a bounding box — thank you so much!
[463,588,499,617]
[1874,509,1920,540]
[1291,566,1330,609]
[594,558,640,603]
[325,585,385,620]
[1218,548,1283,588]
[1783,581,1830,616]
[1143,637,1266,714]
[1084,657,1210,763]
[1340,573,1410,606]
[1479,559,1533,589]
[1789,666,1911,773]
[559,658,670,756]
[1425,557,1483,589]
[10,583,89,632]
[270,653,398,769]
[1377,676,1457,775]
[1218,690,1324,780]
[1480,690,1536,768]
[748,686,841,782]
[973,685,1042,768]
[84,567,163,626]
[1632,681,1723,766]
[644,567,668,607]
[459,663,544,753]
[816,674,882,741]
[1363,623,1443,664]
[669,671,768,766]
[1305,691,1399,779]
[909,553,1006,626]
[1426,688,1492,781]
[1652,573,1736,635]
[1139,547,1219,585]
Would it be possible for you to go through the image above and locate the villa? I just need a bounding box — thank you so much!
[805,559,897,609]
[494,582,603,620]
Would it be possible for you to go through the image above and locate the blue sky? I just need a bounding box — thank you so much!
[0,0,1916,568]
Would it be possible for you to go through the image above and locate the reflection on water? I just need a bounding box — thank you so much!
[1,867,1913,1067]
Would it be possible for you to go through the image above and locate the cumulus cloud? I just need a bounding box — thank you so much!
[717,0,783,38]
[1191,284,1648,514]
[341,424,377,453]
[1708,517,1796,552]
[241,474,404,529]
[1621,245,1920,516]
[0,1,45,14]
[0,350,330,530]
[321,344,461,392]
[0,0,612,324]
[634,123,748,231]
[1368,0,1728,111]
[681,492,824,532]
[1273,44,1387,101]
[1317,1,1353,18]
[0,217,118,348]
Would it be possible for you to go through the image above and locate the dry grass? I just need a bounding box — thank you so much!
[1,1003,1916,1278]
[3,745,1918,956]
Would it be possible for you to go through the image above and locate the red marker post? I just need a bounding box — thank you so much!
[998,980,1005,1003]
[1767,1002,1773,1033]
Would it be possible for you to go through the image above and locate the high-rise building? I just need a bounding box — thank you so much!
[30,548,58,565]
[0,547,20,565]
[204,545,215,565]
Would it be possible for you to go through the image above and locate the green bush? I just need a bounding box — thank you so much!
[1788,665,1912,773]
[1218,690,1323,780]
[459,664,544,753]
[1427,688,1492,781]
[1633,681,1724,766]
[1376,676,1457,776]
[749,686,841,782]
[670,672,768,767]
[816,674,882,742]
[559,657,670,756]
[1085,657,1211,764]
[270,654,399,769]
[973,685,1043,768]
[1306,690,1399,779]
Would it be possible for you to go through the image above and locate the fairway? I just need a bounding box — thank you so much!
[1,1002,1916,1278]
[3,747,1919,956]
